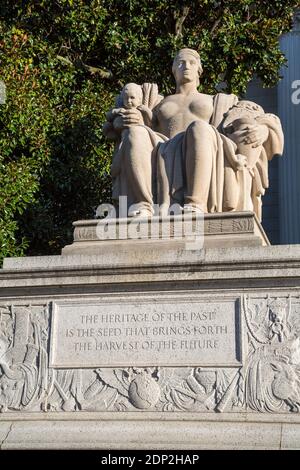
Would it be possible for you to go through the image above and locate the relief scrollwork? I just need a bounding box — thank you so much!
[73,366,237,413]
[86,367,162,411]
[0,304,49,412]
[160,367,237,412]
[240,295,300,413]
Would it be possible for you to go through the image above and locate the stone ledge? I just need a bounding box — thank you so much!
[2,410,300,422]
[3,244,298,272]
[0,415,299,449]
[2,245,300,294]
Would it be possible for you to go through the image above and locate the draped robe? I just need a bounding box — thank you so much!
[111,93,284,220]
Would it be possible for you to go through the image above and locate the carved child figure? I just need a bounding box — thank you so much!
[103,82,164,217]
[105,83,153,136]
[268,299,290,343]
[223,101,266,169]
[222,101,271,219]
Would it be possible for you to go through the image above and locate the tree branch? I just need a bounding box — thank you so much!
[174,6,190,38]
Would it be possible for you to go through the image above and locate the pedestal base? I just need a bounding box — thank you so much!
[1,233,300,450]
[1,412,299,449]
[61,211,269,256]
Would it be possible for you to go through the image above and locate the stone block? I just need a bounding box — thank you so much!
[1,236,300,449]
[61,212,269,256]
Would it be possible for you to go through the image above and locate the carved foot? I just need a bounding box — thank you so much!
[183,204,205,214]
[128,209,152,218]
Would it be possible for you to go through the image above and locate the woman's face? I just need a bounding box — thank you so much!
[174,53,199,85]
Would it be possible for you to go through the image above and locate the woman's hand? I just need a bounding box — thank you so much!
[235,123,269,148]
[234,154,248,171]
[102,121,118,141]
[113,108,143,130]
[138,105,153,127]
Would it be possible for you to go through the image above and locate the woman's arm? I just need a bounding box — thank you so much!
[137,105,153,127]
[102,121,119,141]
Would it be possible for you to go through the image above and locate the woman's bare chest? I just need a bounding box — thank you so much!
[157,94,214,123]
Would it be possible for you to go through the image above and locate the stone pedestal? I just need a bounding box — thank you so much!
[62,211,269,256]
[0,217,300,449]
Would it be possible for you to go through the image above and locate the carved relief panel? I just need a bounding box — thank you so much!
[0,294,299,414]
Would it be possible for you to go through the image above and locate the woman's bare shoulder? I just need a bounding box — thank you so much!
[195,92,214,100]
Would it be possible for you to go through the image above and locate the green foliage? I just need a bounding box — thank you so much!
[0,0,299,263]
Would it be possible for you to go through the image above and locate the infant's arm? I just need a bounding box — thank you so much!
[106,107,126,122]
[103,108,127,140]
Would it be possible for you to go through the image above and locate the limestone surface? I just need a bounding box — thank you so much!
[103,48,284,221]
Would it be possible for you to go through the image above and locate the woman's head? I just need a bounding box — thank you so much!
[172,49,203,87]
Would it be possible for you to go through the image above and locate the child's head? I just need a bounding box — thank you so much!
[121,83,143,109]
[223,100,264,133]
[231,116,256,132]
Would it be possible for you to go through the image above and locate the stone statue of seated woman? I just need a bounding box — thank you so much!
[103,48,284,221]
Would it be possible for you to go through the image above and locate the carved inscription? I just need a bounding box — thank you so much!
[2,295,300,414]
[50,298,242,368]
